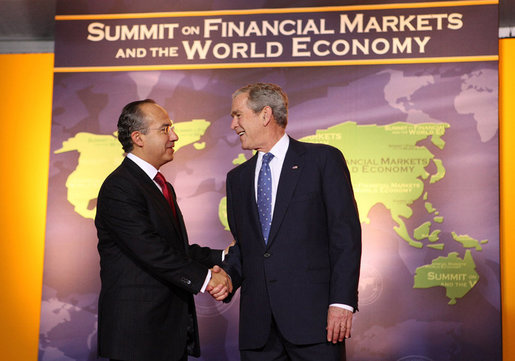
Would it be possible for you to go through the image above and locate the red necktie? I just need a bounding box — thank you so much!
[154,172,178,219]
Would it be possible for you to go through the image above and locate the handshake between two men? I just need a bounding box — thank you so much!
[207,265,233,301]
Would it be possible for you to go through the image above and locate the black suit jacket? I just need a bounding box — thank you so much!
[95,157,222,361]
[224,138,361,349]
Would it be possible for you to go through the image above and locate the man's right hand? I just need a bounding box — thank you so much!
[224,239,236,256]
[207,265,233,301]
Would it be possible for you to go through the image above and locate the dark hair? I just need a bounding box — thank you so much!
[233,83,288,128]
[117,99,156,153]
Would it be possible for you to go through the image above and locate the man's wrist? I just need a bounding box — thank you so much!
[200,269,212,293]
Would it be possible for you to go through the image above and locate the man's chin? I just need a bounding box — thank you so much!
[162,154,174,164]
[239,139,251,150]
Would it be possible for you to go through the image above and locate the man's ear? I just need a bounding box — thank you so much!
[131,131,144,148]
[262,106,273,126]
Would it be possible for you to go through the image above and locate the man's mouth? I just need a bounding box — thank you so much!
[238,131,245,137]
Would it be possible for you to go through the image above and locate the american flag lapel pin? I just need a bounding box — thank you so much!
[292,165,299,169]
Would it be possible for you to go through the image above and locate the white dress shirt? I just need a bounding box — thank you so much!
[254,133,290,217]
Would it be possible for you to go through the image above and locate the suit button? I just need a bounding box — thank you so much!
[264,252,271,258]
[181,277,192,285]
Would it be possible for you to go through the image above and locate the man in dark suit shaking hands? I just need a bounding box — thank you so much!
[218,83,361,360]
[95,99,232,361]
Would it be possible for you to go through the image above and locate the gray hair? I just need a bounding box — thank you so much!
[233,83,288,128]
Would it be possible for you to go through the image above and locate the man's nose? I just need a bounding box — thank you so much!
[169,128,179,141]
[230,117,238,130]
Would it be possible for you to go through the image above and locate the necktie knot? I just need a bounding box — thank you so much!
[154,172,167,188]
[262,152,274,166]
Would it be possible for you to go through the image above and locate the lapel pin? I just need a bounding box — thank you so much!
[292,165,299,169]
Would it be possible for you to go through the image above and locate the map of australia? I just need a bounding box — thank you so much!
[414,250,479,305]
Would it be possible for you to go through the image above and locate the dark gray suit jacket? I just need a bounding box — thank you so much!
[224,138,361,350]
[95,157,222,361]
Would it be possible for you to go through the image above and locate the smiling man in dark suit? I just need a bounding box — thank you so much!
[95,99,232,361]
[217,83,362,360]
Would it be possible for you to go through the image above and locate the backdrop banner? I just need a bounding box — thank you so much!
[40,1,500,360]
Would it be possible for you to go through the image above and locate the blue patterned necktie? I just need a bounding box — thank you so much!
[257,152,274,243]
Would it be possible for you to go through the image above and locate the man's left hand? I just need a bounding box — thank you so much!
[326,306,353,343]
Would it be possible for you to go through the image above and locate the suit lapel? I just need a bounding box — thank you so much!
[167,182,190,250]
[239,154,264,245]
[122,158,183,240]
[267,138,305,247]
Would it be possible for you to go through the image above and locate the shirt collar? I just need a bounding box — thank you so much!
[258,133,289,163]
[127,152,159,180]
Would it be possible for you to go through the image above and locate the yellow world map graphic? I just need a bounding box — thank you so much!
[57,120,486,305]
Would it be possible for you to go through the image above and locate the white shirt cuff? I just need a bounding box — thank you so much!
[330,303,354,312]
[200,269,211,293]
